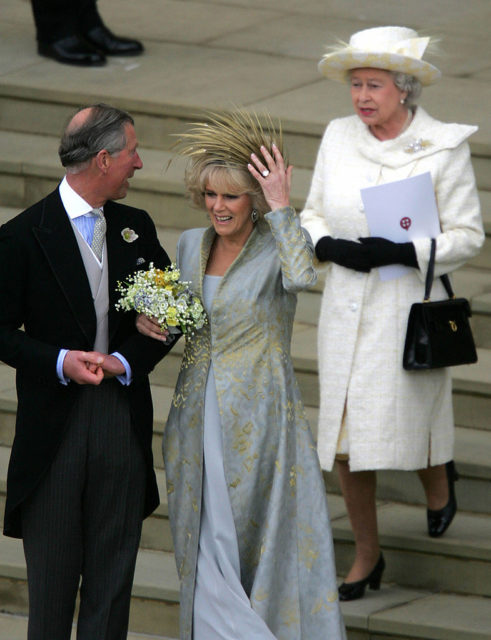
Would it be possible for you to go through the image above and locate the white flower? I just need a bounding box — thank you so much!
[121,228,139,242]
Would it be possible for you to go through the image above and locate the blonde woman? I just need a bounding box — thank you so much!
[137,111,346,640]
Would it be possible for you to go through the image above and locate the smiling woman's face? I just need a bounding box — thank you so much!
[204,181,253,242]
[350,68,407,136]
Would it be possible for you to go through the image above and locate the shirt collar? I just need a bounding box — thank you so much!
[59,176,103,220]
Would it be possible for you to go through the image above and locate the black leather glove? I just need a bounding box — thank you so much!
[315,236,371,272]
[358,237,418,268]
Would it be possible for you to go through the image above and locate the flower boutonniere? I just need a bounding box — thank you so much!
[404,138,432,154]
[122,228,139,243]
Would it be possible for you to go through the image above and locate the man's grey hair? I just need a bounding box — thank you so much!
[58,103,134,173]
[391,72,422,107]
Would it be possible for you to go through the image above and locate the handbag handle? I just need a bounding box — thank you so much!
[424,238,455,301]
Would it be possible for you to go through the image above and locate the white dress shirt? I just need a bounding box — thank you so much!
[56,177,132,385]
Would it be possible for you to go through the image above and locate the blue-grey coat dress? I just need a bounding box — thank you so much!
[163,207,346,640]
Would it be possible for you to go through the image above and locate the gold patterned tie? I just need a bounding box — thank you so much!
[90,208,106,261]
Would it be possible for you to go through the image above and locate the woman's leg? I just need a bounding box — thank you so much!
[417,464,448,510]
[336,460,380,582]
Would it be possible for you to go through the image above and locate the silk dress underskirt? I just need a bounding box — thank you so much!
[192,275,276,640]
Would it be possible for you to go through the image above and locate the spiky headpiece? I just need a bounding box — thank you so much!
[172,108,287,172]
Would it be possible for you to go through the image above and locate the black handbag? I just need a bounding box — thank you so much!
[403,238,478,370]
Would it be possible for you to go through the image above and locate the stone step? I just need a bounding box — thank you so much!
[1,83,491,180]
[1,75,491,170]
[0,129,313,229]
[0,129,490,252]
[327,493,491,598]
[324,424,491,515]
[0,535,181,638]
[2,410,491,557]
[1,510,491,640]
[1,300,490,418]
[148,354,491,442]
[0,441,172,554]
[0,612,175,640]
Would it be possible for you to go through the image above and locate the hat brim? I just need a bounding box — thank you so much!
[318,50,441,86]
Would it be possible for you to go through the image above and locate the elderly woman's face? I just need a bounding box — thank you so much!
[350,68,407,132]
[204,181,253,241]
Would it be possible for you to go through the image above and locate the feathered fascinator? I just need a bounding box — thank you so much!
[171,108,288,171]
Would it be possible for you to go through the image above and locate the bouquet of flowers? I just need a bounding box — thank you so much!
[115,263,207,335]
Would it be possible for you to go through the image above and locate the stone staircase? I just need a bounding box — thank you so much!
[1,0,491,638]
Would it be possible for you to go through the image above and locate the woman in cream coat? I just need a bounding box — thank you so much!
[300,26,484,601]
[138,111,346,640]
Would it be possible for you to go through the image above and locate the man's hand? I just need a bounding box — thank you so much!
[101,354,126,378]
[63,351,105,385]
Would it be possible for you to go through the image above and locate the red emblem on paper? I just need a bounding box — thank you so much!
[400,217,412,230]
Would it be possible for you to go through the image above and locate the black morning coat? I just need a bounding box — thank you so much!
[0,188,175,538]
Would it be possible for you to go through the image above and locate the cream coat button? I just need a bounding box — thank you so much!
[349,302,358,311]
[359,202,365,211]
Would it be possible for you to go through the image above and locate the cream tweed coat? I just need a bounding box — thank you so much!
[301,107,484,472]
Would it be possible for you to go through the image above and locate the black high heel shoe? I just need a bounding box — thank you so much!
[427,460,459,538]
[338,554,385,601]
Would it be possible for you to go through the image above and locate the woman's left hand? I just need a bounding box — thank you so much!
[248,143,293,211]
[136,313,170,342]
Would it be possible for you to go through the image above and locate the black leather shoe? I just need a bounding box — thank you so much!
[38,35,106,66]
[83,25,144,56]
[338,554,385,601]
[427,460,459,537]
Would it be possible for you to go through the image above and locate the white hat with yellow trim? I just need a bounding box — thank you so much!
[318,26,441,86]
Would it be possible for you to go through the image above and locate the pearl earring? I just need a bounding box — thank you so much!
[251,209,258,223]
[400,97,406,104]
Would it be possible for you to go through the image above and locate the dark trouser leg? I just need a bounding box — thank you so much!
[30,0,102,43]
[76,382,146,640]
[22,381,146,640]
[21,393,88,640]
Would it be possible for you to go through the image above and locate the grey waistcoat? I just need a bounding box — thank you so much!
[70,221,109,353]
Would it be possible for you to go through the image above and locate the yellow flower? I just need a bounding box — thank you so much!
[167,308,178,326]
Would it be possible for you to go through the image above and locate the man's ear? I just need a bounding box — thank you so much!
[95,149,110,173]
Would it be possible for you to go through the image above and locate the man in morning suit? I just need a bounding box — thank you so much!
[0,103,175,639]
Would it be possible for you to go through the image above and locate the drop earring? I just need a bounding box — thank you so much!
[251,208,259,223]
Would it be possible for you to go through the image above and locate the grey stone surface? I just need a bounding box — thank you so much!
[0,1,490,637]
[1,0,491,144]
[0,612,176,640]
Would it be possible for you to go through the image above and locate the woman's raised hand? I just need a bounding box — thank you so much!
[248,143,293,212]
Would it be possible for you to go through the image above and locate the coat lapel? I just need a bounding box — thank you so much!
[32,189,96,345]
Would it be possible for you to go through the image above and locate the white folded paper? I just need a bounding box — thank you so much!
[361,171,440,281]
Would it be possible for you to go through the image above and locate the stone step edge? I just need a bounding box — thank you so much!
[2,395,491,481]
[1,82,491,157]
[328,497,491,563]
[0,546,490,640]
[0,612,176,640]
[1,461,490,564]
[0,130,490,221]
